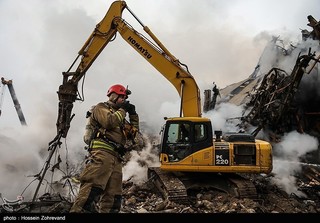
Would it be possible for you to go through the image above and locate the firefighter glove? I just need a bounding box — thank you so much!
[122,101,136,115]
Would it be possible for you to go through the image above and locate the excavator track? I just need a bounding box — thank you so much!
[227,174,258,199]
[148,167,258,203]
[147,167,189,203]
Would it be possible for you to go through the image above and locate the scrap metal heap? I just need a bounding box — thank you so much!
[239,49,319,140]
[0,77,27,126]
[238,15,320,140]
[207,15,320,143]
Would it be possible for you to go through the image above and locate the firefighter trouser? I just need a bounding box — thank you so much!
[70,148,123,213]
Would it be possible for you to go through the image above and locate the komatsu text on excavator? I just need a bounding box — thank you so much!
[55,0,272,203]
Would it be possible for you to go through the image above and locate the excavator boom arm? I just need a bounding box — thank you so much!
[72,1,127,83]
[56,0,201,137]
[56,1,126,137]
[114,18,201,117]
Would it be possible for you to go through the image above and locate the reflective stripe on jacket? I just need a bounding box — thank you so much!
[91,139,115,152]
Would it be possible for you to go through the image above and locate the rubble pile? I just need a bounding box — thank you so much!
[1,168,320,214]
[119,171,320,213]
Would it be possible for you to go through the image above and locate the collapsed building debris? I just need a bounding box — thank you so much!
[203,82,220,112]
[215,15,320,142]
[240,49,319,139]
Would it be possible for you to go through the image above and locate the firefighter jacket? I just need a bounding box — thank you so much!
[90,101,127,152]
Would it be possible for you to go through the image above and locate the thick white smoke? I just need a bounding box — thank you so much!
[272,131,319,197]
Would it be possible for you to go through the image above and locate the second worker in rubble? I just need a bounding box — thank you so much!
[70,84,139,213]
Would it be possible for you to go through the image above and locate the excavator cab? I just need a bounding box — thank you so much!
[157,117,272,175]
[160,117,213,163]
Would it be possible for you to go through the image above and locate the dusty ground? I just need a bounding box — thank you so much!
[120,173,320,214]
[0,171,319,216]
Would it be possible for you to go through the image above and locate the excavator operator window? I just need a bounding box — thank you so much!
[166,123,179,143]
[166,123,190,144]
[195,124,206,142]
[165,122,191,161]
[163,121,213,162]
[178,123,190,143]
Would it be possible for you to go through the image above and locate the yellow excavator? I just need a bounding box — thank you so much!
[55,0,272,202]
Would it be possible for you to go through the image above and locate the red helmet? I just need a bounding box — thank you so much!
[107,84,127,97]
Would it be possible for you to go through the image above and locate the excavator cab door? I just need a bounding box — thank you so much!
[160,119,213,162]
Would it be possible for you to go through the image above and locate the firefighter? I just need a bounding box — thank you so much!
[70,84,139,213]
